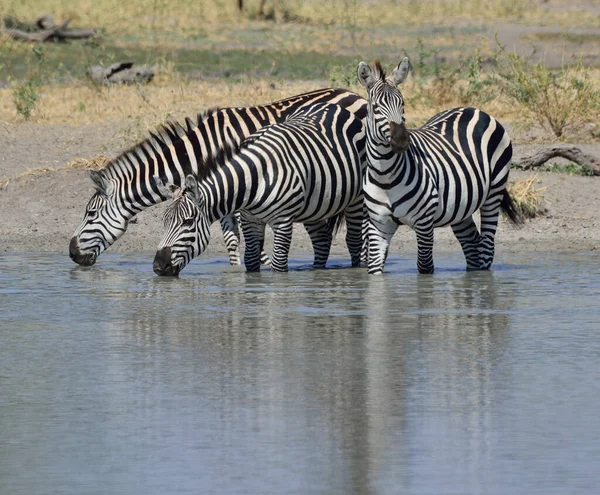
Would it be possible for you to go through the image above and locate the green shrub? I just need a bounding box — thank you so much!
[12,79,40,120]
[328,63,357,88]
[494,39,600,140]
[403,39,495,108]
[11,44,46,120]
[543,162,595,176]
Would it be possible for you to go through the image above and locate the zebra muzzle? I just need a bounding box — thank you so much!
[389,121,410,154]
[69,237,97,266]
[153,247,180,276]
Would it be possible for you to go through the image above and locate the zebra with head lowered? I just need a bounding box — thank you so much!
[357,58,521,275]
[69,88,367,267]
[152,102,366,276]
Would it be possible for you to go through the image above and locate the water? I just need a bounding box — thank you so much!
[1,252,599,495]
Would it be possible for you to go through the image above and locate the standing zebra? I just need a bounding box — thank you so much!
[357,58,521,275]
[69,88,367,267]
[152,102,366,276]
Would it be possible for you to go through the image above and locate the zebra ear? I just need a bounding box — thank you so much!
[357,62,376,89]
[390,57,410,86]
[153,175,180,199]
[183,175,203,205]
[89,170,114,196]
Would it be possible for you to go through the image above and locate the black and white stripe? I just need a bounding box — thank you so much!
[69,88,367,267]
[152,102,366,275]
[357,58,521,275]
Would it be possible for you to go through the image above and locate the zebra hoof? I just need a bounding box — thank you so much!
[418,266,434,274]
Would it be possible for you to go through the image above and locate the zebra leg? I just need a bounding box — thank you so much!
[414,221,435,274]
[270,220,294,272]
[451,216,483,271]
[219,213,242,266]
[478,193,504,270]
[240,216,265,272]
[304,221,333,269]
[367,216,398,275]
[259,235,271,266]
[360,203,370,267]
[345,200,365,268]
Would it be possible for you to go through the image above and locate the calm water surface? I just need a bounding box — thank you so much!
[1,252,599,494]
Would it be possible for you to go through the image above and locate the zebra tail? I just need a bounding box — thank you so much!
[501,188,524,226]
[327,212,346,238]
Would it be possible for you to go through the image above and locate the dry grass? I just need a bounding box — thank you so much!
[0,155,111,190]
[2,0,599,35]
[0,72,526,129]
[65,154,111,170]
[0,78,349,126]
[0,166,57,190]
[507,175,548,219]
[2,1,599,141]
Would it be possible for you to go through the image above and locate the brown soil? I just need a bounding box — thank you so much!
[1,122,599,265]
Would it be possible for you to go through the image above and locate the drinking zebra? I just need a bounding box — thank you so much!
[69,88,367,267]
[357,58,521,275]
[152,102,366,276]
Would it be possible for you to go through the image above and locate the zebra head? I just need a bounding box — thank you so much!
[357,57,411,154]
[70,170,129,266]
[153,174,211,276]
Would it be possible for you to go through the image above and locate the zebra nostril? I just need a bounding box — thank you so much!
[69,237,96,266]
[153,247,175,276]
[69,237,80,259]
[389,121,410,152]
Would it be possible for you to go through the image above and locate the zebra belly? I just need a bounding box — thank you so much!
[431,181,491,228]
[295,175,362,224]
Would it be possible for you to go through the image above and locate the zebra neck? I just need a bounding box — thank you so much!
[367,141,408,180]
[198,160,256,224]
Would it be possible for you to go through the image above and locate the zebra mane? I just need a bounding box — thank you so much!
[197,106,221,122]
[99,120,189,173]
[197,139,242,181]
[98,109,241,179]
[374,60,386,79]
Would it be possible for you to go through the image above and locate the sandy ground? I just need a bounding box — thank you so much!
[1,121,599,267]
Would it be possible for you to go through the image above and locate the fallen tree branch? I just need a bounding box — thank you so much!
[2,14,95,42]
[514,145,600,176]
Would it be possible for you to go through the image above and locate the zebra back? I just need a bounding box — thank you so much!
[100,88,366,207]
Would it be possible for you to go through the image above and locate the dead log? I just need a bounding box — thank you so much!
[514,145,600,176]
[2,14,95,42]
[87,62,155,85]
[4,19,70,42]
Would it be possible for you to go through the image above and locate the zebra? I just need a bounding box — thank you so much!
[152,102,366,276]
[356,58,521,275]
[69,88,367,267]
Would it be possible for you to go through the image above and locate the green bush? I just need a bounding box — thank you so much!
[494,39,600,140]
[328,63,357,89]
[402,39,495,108]
[12,79,40,120]
[11,44,45,120]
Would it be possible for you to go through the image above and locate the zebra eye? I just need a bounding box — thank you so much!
[87,209,98,219]
[182,217,195,227]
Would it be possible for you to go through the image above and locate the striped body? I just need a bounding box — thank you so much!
[358,59,519,274]
[153,103,366,275]
[69,88,367,267]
